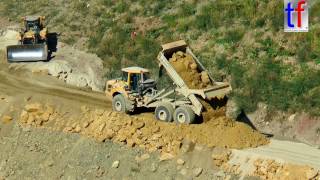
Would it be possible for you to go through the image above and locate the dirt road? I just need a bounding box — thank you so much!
[236,139,320,168]
[0,67,110,108]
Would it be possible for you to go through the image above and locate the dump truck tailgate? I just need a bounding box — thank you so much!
[204,83,232,100]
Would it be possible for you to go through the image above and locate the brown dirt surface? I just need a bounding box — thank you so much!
[0,50,5,64]
[18,102,269,156]
[169,51,212,89]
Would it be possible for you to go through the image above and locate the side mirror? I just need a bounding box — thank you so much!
[158,66,163,78]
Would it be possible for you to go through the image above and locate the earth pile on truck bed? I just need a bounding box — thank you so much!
[169,51,212,89]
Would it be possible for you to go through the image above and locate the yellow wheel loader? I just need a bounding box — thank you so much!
[106,40,232,124]
[6,16,48,62]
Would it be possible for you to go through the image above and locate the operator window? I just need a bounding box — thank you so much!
[130,73,141,91]
[122,72,128,82]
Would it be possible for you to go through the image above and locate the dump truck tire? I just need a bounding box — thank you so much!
[174,106,195,124]
[112,94,130,113]
[155,103,174,122]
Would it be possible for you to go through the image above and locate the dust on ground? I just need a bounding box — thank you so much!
[169,51,212,89]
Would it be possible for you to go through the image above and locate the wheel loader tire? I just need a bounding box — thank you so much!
[155,103,174,122]
[112,94,130,113]
[174,106,195,124]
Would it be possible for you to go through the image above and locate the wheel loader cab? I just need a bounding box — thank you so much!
[23,16,45,31]
[26,20,38,31]
[20,16,47,45]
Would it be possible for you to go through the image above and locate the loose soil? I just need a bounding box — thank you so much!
[18,101,269,156]
[169,51,212,89]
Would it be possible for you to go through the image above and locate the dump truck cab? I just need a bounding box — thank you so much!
[106,67,152,96]
[106,66,157,113]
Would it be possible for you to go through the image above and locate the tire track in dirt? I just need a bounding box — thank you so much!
[0,68,110,108]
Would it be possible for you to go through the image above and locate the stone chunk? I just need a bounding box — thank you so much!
[2,115,12,123]
[193,167,203,177]
[159,153,175,161]
[25,103,42,112]
[112,161,120,168]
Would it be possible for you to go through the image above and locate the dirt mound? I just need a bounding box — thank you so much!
[200,99,228,122]
[169,51,212,89]
[212,150,320,180]
[20,103,56,127]
[253,159,319,180]
[180,117,269,149]
[19,103,269,156]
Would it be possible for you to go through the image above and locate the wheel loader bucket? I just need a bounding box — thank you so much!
[6,44,48,62]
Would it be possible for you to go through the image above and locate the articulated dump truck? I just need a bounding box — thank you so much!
[106,40,232,124]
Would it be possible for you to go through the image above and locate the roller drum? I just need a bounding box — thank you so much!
[6,44,48,62]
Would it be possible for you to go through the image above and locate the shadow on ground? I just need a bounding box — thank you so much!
[47,32,59,61]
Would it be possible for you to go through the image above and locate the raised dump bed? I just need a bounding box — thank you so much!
[157,40,232,115]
